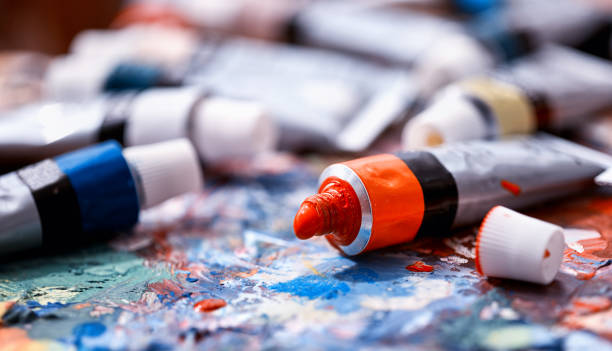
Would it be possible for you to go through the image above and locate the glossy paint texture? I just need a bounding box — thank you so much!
[0,155,611,350]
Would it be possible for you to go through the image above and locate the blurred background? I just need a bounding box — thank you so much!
[2,0,612,170]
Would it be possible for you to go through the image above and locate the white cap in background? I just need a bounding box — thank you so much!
[414,31,495,99]
[125,87,278,162]
[476,206,564,285]
[192,96,278,162]
[402,87,488,149]
[70,25,198,67]
[123,138,203,208]
[44,55,117,100]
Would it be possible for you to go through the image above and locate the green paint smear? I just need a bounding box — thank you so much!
[0,245,171,305]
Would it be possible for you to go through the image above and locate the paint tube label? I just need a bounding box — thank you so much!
[429,134,606,227]
[0,172,43,255]
[504,0,603,45]
[186,39,413,151]
[495,45,612,129]
[0,95,136,172]
[291,2,461,66]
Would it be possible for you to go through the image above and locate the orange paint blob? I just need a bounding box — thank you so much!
[406,261,434,272]
[293,177,361,246]
[194,299,227,313]
[500,180,521,196]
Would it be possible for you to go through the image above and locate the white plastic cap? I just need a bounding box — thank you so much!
[70,26,198,67]
[476,206,565,285]
[415,31,495,99]
[125,88,277,162]
[191,96,278,162]
[122,138,203,209]
[45,55,116,100]
[125,87,201,147]
[402,87,488,150]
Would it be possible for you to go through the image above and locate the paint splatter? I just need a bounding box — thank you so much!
[269,275,350,300]
[194,299,227,313]
[500,180,521,196]
[406,261,434,272]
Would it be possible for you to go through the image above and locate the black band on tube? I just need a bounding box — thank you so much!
[396,151,458,237]
[98,93,138,145]
[465,94,497,140]
[17,160,83,247]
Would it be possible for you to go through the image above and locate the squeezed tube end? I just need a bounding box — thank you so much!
[293,177,361,246]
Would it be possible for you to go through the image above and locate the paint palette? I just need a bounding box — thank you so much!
[1,155,611,350]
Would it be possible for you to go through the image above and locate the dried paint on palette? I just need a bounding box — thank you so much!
[0,157,611,349]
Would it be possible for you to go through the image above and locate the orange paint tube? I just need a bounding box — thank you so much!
[294,135,608,255]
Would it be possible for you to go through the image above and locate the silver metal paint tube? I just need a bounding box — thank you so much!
[428,134,611,227]
[404,45,612,149]
[54,29,415,153]
[0,87,277,171]
[187,38,415,152]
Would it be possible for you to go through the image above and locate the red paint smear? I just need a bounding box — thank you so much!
[570,296,612,315]
[194,299,227,313]
[406,261,434,272]
[525,194,612,280]
[562,296,612,337]
[148,279,184,297]
[500,180,521,196]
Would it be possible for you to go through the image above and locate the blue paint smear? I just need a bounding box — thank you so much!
[269,275,350,300]
[333,266,379,283]
[26,301,69,316]
[186,273,199,283]
[73,321,107,350]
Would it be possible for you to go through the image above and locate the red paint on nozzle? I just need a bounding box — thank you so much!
[293,177,361,246]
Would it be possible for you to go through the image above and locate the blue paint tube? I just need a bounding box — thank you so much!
[0,138,202,256]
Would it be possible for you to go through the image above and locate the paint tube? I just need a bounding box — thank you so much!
[0,51,50,111]
[0,87,277,171]
[186,39,414,151]
[111,0,461,67]
[377,0,500,15]
[294,134,610,255]
[0,139,202,256]
[58,31,414,152]
[414,0,605,97]
[404,45,612,149]
[574,110,612,154]
[287,1,461,66]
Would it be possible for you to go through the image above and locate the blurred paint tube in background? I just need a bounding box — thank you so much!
[414,0,606,98]
[113,0,604,76]
[48,28,415,152]
[112,0,462,66]
[574,109,612,154]
[0,87,277,171]
[45,25,197,100]
[369,0,501,15]
[0,139,202,256]
[0,51,50,112]
[404,45,612,149]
